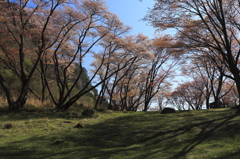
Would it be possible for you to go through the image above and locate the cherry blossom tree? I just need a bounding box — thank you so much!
[145,0,240,111]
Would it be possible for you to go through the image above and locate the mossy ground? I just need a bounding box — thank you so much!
[0,108,240,159]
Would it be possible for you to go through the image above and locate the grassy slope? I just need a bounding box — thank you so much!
[0,108,240,159]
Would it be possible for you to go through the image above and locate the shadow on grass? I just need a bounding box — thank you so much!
[214,150,240,159]
[171,113,238,159]
[0,110,239,159]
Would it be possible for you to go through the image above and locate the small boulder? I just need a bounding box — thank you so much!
[93,115,100,118]
[63,121,72,123]
[3,123,13,129]
[161,107,175,114]
[54,140,64,144]
[74,123,84,128]
[97,109,113,114]
[82,109,95,117]
[231,105,240,109]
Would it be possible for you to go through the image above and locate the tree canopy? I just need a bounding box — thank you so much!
[0,0,239,112]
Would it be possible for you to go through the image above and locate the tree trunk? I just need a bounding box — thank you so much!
[0,74,15,111]
[232,76,240,114]
[0,77,28,111]
[206,96,210,109]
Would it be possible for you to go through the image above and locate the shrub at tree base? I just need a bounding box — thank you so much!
[161,107,175,114]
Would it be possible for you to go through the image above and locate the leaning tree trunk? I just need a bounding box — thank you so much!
[228,63,240,114]
[0,74,15,111]
[0,74,28,111]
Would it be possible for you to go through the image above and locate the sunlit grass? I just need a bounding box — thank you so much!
[0,108,240,158]
[0,96,97,111]
[0,97,53,110]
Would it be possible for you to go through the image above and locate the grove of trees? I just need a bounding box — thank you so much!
[144,0,240,111]
[0,0,239,112]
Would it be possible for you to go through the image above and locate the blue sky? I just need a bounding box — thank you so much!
[104,1,183,88]
[105,0,156,38]
[84,0,156,67]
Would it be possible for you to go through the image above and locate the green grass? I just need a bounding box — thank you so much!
[1,108,240,159]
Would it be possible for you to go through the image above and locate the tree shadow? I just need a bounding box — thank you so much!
[0,110,239,159]
[128,112,238,159]
[171,114,237,158]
